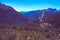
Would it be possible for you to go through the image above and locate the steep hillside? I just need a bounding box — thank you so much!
[0,3,40,31]
[0,3,30,27]
[44,11,60,29]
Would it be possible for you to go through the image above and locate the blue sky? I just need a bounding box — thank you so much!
[1,0,60,11]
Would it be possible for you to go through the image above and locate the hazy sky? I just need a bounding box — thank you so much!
[1,0,60,11]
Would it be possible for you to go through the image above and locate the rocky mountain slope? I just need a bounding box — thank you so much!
[0,3,30,27]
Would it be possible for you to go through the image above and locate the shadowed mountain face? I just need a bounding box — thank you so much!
[0,3,30,26]
[0,3,39,31]
[44,12,60,28]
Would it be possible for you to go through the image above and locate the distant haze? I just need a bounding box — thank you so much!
[1,0,60,11]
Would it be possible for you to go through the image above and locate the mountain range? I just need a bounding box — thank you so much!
[0,3,60,30]
[0,3,60,40]
[21,8,57,21]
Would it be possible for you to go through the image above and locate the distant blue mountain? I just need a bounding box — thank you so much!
[20,8,57,21]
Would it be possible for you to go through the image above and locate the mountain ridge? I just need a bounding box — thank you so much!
[21,8,57,21]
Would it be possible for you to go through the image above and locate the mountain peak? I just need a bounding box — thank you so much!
[0,3,15,11]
